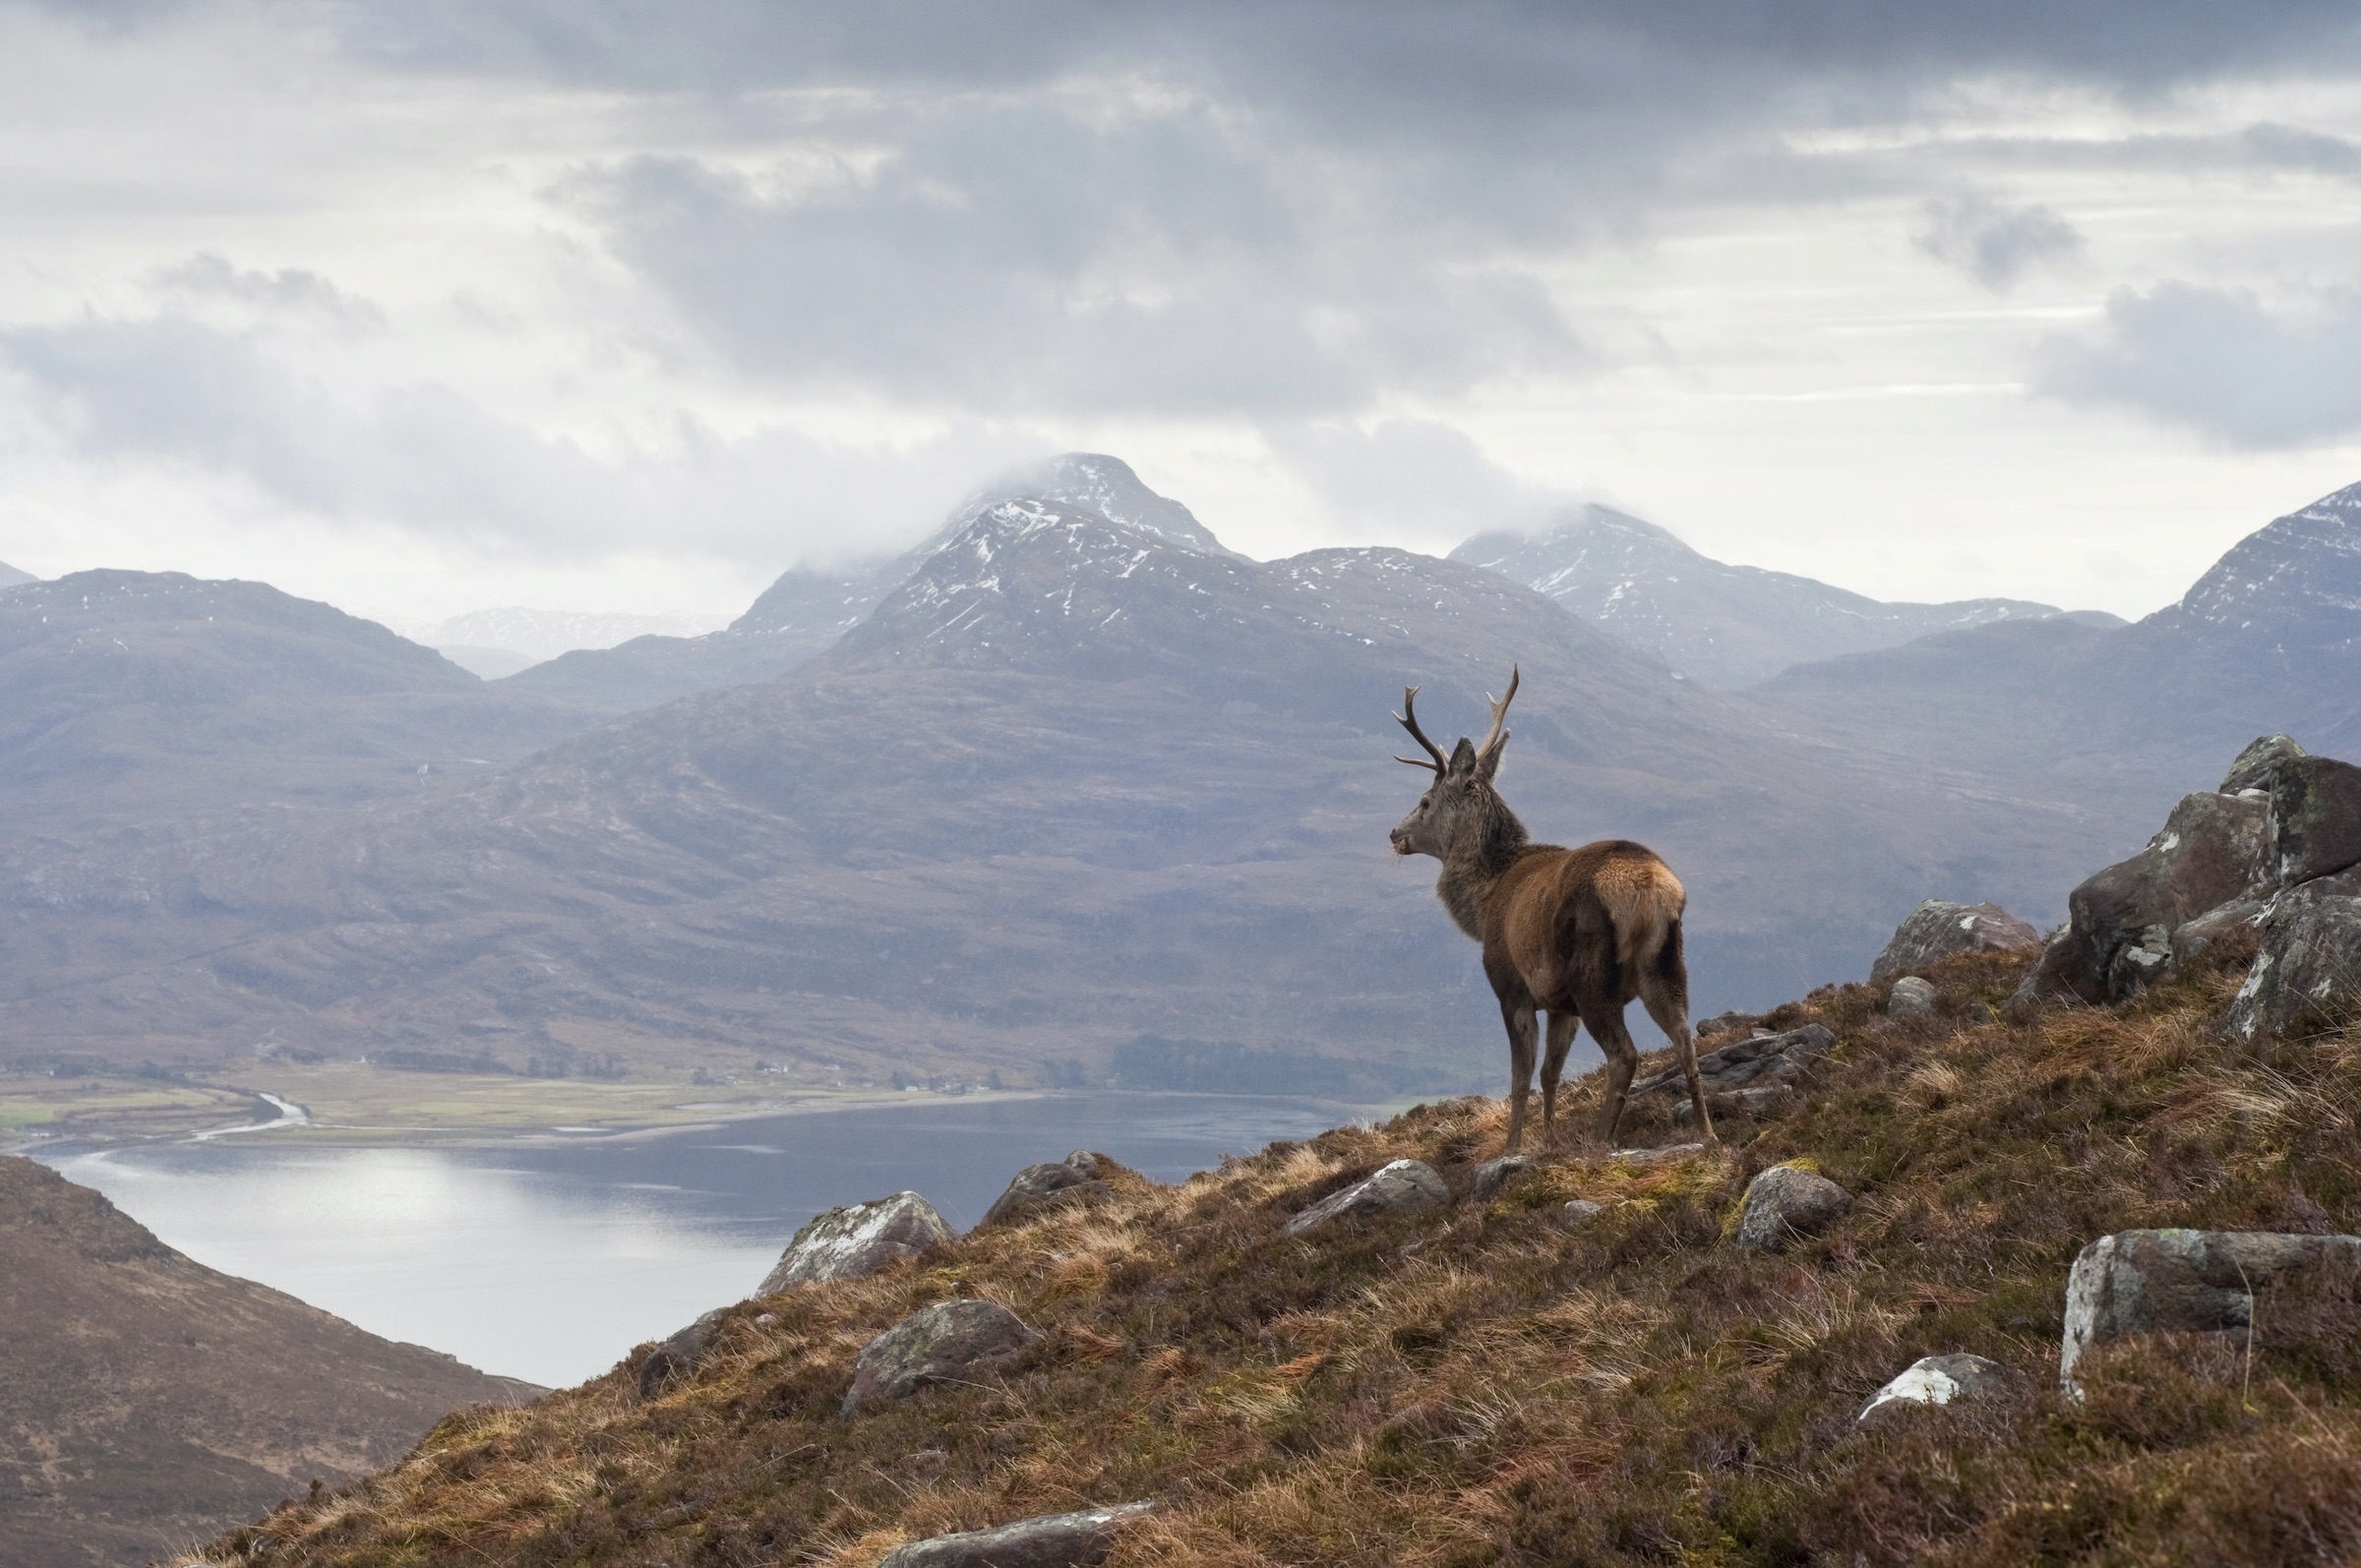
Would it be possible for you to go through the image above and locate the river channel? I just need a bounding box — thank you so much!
[33,1092,1368,1387]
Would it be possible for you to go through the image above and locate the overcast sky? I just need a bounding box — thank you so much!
[6,1,2361,633]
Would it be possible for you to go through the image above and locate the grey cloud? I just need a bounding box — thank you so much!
[1272,419,1569,541]
[1914,192,2084,290]
[0,312,1029,565]
[151,253,388,332]
[2035,282,2361,448]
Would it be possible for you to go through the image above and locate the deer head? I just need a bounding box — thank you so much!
[1388,668,1520,861]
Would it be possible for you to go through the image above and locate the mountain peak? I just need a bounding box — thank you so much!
[2175,480,2361,640]
[957,452,1237,559]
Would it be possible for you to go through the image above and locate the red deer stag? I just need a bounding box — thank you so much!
[1389,668,1715,1150]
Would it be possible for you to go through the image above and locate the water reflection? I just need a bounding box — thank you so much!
[38,1093,1363,1387]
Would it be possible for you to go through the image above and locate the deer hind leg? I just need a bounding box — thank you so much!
[1635,918,1716,1143]
[1540,1011,1579,1151]
[1499,1001,1540,1154]
[1580,1000,1643,1148]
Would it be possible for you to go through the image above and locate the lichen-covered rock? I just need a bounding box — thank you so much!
[759,1191,953,1294]
[1735,1165,1853,1252]
[2060,1229,2361,1386]
[877,1503,1155,1568]
[1468,1155,1532,1203]
[1631,1023,1835,1100]
[982,1153,1114,1228]
[1285,1159,1447,1236]
[1857,1353,2021,1426]
[1887,976,1937,1017]
[1870,901,2043,984]
[2221,733,2306,796]
[841,1299,1041,1417]
[2270,755,2361,888]
[1610,1142,1708,1166]
[637,1308,727,1398]
[2017,789,2273,1005]
[2222,868,2361,1041]
[2169,898,2267,968]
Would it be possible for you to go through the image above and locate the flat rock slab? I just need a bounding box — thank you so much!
[1674,1084,1793,1124]
[1468,1155,1532,1203]
[1858,1353,2020,1426]
[2061,1228,2361,1385]
[638,1307,728,1398]
[761,1191,953,1294]
[982,1153,1115,1228]
[1631,1025,1835,1099]
[1735,1166,1853,1252]
[1871,900,2043,984]
[1286,1159,1447,1236]
[878,1502,1155,1568]
[842,1299,1040,1417]
[1610,1142,1709,1166]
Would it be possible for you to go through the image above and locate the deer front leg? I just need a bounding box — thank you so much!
[1499,1002,1539,1154]
[1540,1011,1579,1151]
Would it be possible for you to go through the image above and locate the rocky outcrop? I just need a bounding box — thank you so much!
[638,1308,728,1398]
[842,1299,1041,1417]
[1856,1354,2020,1426]
[1285,1160,1448,1236]
[2221,733,2305,796]
[2223,868,2361,1041]
[1633,1023,1835,1103]
[1734,1166,1853,1253]
[2270,756,2361,888]
[877,1503,1155,1568]
[2018,789,2272,1004]
[1468,1155,1531,1203]
[760,1191,953,1294]
[1887,977,1937,1017]
[2059,1229,2361,1386]
[982,1153,1116,1228]
[1870,901,2043,984]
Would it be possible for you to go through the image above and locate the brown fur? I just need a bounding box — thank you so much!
[1391,673,1715,1150]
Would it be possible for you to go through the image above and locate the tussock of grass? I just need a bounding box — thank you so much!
[177,947,2361,1566]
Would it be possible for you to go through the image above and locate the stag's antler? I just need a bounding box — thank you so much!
[1393,685,1448,772]
[1476,665,1520,766]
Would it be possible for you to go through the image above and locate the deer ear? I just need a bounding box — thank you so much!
[1447,738,1478,777]
[1477,728,1508,780]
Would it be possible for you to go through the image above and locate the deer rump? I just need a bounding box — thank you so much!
[1483,840,1687,1025]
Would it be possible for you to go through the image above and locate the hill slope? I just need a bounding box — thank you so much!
[1454,505,2070,689]
[0,1156,531,1568]
[175,945,2361,1568]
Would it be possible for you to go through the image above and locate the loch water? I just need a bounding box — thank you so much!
[34,1092,1368,1387]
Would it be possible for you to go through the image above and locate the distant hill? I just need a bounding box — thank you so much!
[0,560,33,589]
[0,495,2136,1087]
[1454,505,2082,688]
[0,1156,531,1568]
[498,452,1232,717]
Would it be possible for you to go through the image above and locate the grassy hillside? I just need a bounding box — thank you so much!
[176,946,2361,1567]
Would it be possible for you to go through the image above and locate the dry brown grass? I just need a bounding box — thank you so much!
[169,946,2361,1567]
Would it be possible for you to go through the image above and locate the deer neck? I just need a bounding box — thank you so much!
[1434,793,1530,940]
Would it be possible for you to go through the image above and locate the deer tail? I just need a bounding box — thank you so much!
[1594,854,1687,982]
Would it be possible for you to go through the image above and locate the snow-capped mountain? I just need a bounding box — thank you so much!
[1455,505,2077,689]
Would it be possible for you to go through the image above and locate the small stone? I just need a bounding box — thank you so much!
[841,1299,1041,1417]
[1557,1199,1605,1228]
[1285,1159,1448,1236]
[1887,976,1937,1017]
[2061,1228,2361,1386]
[876,1502,1155,1568]
[637,1307,728,1398]
[982,1153,1116,1227]
[1735,1165,1853,1253]
[1468,1155,1532,1203]
[1611,1142,1707,1166]
[1857,1354,2020,1426]
[760,1191,953,1294]
[754,1313,777,1327]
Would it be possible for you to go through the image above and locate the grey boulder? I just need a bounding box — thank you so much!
[1735,1166,1853,1253]
[1558,1198,1606,1228]
[2223,868,2361,1041]
[637,1307,728,1398]
[1468,1155,1532,1203]
[761,1191,954,1294]
[841,1299,1041,1417]
[1633,1023,1836,1101]
[1285,1159,1447,1236]
[2221,733,2305,797]
[877,1502,1155,1568]
[1887,976,1937,1017]
[1870,901,2044,984]
[2270,755,2361,888]
[2018,789,2273,1005]
[1857,1353,2020,1426]
[982,1152,1116,1228]
[2060,1229,2361,1386]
